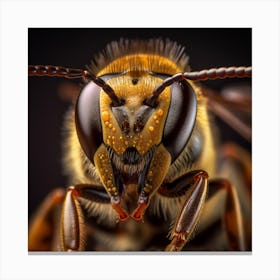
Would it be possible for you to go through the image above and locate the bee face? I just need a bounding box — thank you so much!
[98,72,172,156]
[76,51,197,158]
[75,49,198,202]
[76,53,180,160]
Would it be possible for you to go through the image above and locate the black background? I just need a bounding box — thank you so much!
[28,28,251,217]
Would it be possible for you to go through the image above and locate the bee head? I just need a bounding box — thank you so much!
[75,65,197,165]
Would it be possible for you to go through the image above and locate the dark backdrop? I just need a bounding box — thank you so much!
[28,28,251,217]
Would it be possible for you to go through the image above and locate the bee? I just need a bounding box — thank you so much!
[28,38,251,252]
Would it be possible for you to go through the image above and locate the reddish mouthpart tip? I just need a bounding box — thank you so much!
[111,201,129,223]
[117,213,130,223]
[131,202,148,222]
[130,214,144,223]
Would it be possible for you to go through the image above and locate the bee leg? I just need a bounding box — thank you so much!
[164,170,208,251]
[60,186,84,251]
[207,179,246,251]
[60,184,112,251]
[29,188,65,251]
[212,142,251,251]
[220,142,251,195]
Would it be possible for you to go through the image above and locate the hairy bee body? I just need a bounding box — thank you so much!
[61,39,218,250]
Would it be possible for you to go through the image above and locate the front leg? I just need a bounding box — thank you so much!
[160,171,246,251]
[60,184,111,251]
[163,171,208,251]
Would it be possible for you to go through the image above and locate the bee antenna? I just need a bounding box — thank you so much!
[84,66,125,106]
[28,65,124,107]
[144,66,252,107]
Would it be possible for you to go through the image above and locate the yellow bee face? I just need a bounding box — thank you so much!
[74,41,198,218]
[98,54,175,156]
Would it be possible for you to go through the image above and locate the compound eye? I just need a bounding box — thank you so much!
[163,81,197,162]
[75,81,103,162]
